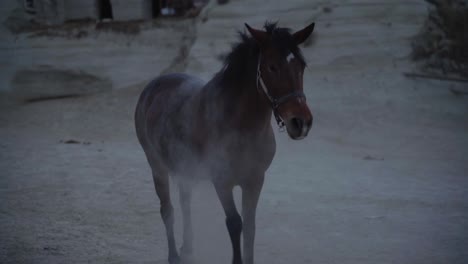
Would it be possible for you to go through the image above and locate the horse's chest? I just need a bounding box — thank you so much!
[205,133,276,176]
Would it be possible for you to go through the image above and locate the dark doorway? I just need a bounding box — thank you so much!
[24,0,36,14]
[152,0,161,18]
[98,0,113,20]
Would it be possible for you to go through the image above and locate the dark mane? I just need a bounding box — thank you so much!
[219,22,306,84]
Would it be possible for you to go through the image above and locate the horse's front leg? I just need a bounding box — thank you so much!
[214,180,243,264]
[241,173,265,264]
[178,182,194,261]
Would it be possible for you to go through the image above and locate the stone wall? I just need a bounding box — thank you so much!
[63,0,98,21]
[111,0,152,21]
[31,0,153,24]
[34,0,66,25]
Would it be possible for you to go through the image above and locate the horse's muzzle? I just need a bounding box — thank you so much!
[285,115,312,140]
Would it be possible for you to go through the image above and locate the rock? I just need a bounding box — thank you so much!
[12,65,112,102]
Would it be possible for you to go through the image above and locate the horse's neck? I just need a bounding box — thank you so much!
[204,74,272,132]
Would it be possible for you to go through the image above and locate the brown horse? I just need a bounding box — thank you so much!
[135,22,315,264]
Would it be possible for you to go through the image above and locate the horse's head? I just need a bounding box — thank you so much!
[245,22,314,140]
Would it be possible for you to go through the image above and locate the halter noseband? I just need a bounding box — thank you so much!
[256,54,306,130]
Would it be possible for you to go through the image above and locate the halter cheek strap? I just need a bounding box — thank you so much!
[256,54,306,130]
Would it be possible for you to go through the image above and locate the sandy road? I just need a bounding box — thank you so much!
[1,0,468,263]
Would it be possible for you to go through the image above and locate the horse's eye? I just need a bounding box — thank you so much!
[268,65,278,73]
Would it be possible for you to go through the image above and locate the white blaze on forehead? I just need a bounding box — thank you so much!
[286,52,295,63]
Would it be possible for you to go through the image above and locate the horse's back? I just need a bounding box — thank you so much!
[137,73,203,111]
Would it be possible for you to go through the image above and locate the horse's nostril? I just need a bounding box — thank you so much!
[292,118,303,131]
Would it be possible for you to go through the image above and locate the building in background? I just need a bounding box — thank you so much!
[24,0,194,25]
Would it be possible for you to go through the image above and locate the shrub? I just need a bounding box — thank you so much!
[412,0,468,77]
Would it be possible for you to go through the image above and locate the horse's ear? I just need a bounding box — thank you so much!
[293,22,315,45]
[245,23,268,45]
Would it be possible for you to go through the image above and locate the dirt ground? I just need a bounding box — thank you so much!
[1,0,468,264]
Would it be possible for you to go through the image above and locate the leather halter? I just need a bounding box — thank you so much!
[256,54,306,129]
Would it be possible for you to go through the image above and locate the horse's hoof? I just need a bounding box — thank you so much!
[168,254,181,264]
[180,246,195,263]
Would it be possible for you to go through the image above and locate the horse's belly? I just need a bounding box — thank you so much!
[167,136,276,184]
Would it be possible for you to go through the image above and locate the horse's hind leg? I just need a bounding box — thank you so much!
[178,182,194,260]
[151,166,180,264]
[214,181,243,264]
